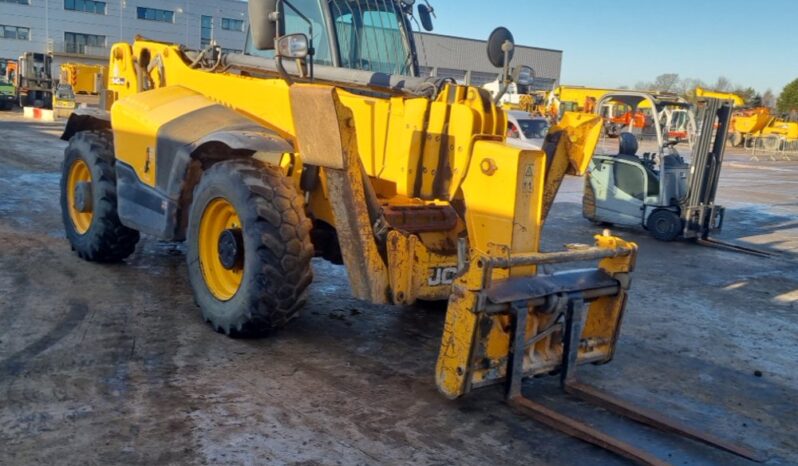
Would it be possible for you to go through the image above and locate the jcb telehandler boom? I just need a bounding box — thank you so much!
[58,1,763,463]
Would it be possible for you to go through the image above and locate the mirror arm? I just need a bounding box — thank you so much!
[280,0,314,80]
[493,41,513,104]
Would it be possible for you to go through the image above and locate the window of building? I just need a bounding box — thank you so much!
[1,0,31,5]
[137,7,174,23]
[469,71,499,87]
[64,32,106,54]
[200,15,212,47]
[64,0,106,14]
[436,68,467,84]
[221,18,243,32]
[1,25,30,40]
[418,66,435,78]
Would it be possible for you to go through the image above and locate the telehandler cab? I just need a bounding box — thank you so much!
[59,0,764,462]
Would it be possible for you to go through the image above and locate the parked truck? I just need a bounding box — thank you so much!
[60,62,107,95]
[15,52,54,108]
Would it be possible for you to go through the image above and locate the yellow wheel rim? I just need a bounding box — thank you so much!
[67,159,93,234]
[198,197,243,301]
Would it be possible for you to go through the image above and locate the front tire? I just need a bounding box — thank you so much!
[60,130,140,261]
[186,159,314,336]
[646,209,682,242]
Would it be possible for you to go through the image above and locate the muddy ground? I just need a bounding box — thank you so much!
[0,109,796,465]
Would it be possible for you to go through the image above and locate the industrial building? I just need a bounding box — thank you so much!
[0,0,561,87]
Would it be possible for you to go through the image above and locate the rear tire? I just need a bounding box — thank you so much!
[186,159,314,336]
[60,130,140,261]
[646,209,682,242]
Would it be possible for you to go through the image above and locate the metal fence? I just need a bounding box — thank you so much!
[746,136,798,161]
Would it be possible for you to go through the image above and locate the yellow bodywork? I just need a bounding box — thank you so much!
[102,38,636,397]
[66,158,93,234]
[60,62,106,95]
[695,87,745,107]
[733,108,772,134]
[761,118,798,140]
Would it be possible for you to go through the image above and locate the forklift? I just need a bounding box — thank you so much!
[583,92,768,256]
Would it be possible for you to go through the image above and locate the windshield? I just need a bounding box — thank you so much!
[517,119,550,139]
[329,0,412,75]
[245,0,414,76]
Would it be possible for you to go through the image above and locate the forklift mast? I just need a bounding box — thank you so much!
[682,98,733,240]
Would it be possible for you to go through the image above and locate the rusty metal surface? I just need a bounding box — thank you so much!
[484,246,633,268]
[509,395,670,466]
[484,269,618,305]
[381,204,458,234]
[564,382,767,463]
[289,85,346,169]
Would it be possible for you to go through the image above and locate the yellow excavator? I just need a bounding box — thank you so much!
[58,1,763,463]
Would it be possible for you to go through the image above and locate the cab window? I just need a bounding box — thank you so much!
[246,0,333,67]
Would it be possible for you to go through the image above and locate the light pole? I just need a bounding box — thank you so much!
[119,0,126,43]
[176,6,190,46]
[44,0,49,53]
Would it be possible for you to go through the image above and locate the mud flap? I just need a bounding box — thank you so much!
[289,84,391,304]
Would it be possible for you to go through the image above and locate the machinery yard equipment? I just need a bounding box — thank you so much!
[0,58,17,82]
[60,62,107,95]
[52,83,77,118]
[695,86,744,107]
[583,92,769,256]
[0,75,15,110]
[58,1,764,463]
[15,52,54,108]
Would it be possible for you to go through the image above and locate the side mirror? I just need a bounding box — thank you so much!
[277,33,309,59]
[486,27,514,68]
[418,4,434,31]
[248,0,279,50]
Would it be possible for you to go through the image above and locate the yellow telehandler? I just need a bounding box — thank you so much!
[58,1,762,463]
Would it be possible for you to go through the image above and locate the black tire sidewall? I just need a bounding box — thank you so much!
[61,134,107,252]
[647,210,681,241]
[186,164,265,333]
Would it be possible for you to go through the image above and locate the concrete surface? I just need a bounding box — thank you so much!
[0,109,796,465]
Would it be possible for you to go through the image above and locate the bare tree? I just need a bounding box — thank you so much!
[713,76,732,92]
[681,78,706,98]
[762,89,776,109]
[653,73,680,92]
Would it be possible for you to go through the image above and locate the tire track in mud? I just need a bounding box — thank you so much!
[0,301,88,377]
[0,228,78,334]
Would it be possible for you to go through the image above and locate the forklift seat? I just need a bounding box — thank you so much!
[618,132,638,156]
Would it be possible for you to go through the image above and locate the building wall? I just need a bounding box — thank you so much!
[415,32,562,90]
[1,2,562,89]
[0,0,248,72]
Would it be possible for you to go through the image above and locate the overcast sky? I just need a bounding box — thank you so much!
[426,0,798,93]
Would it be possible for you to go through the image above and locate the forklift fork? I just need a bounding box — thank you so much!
[505,294,766,465]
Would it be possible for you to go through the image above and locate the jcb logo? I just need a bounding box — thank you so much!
[428,266,458,286]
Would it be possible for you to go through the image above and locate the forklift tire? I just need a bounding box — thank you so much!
[60,130,140,261]
[646,209,682,242]
[186,158,314,336]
